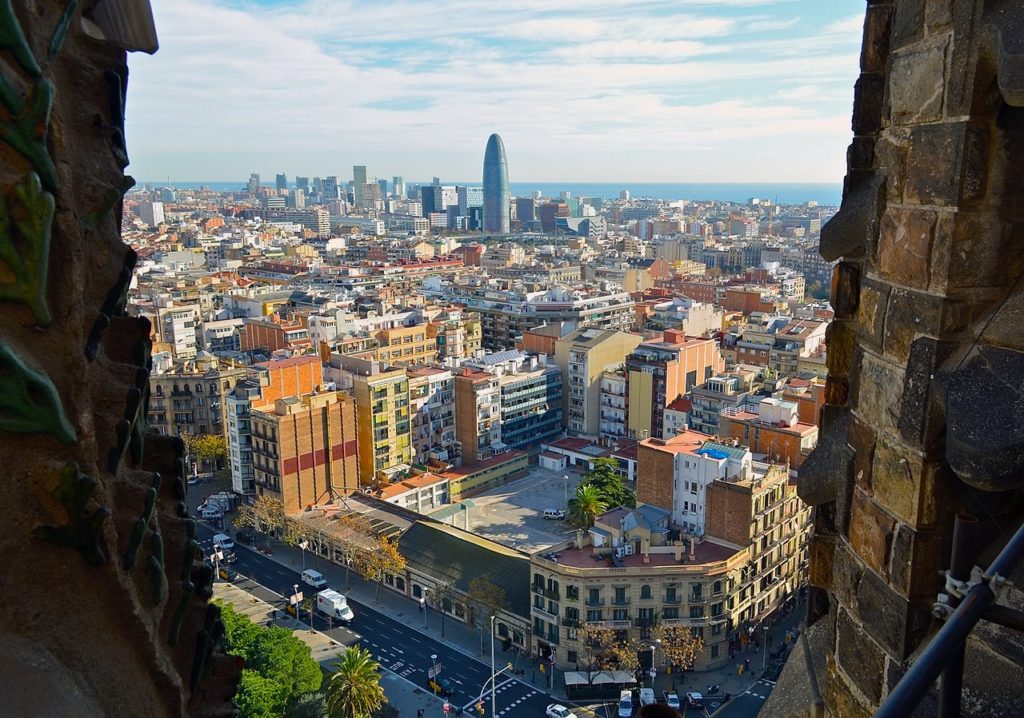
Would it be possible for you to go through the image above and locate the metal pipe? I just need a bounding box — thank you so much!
[982,604,1024,632]
[877,520,1024,718]
[939,514,978,718]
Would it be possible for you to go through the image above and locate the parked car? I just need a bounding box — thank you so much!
[221,549,237,564]
[638,687,656,706]
[212,533,234,551]
[686,691,704,708]
[664,691,681,710]
[543,508,566,520]
[546,705,576,718]
[427,677,453,697]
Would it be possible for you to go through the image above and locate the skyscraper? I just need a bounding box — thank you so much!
[482,133,510,234]
[275,173,287,191]
[393,176,405,199]
[353,165,367,207]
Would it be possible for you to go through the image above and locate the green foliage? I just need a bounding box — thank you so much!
[217,602,322,717]
[186,433,228,462]
[325,645,387,718]
[568,483,608,529]
[806,281,830,301]
[291,691,328,718]
[0,340,76,443]
[580,458,635,510]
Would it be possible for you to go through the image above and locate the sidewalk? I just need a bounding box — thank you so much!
[233,527,568,698]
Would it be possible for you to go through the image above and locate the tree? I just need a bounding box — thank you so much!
[426,582,455,638]
[217,602,323,716]
[325,645,387,718]
[567,483,607,529]
[467,574,508,655]
[581,458,635,509]
[355,534,406,602]
[576,623,641,685]
[334,513,374,590]
[291,692,328,718]
[655,624,705,675]
[235,495,286,536]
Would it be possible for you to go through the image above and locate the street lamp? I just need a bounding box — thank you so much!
[292,583,300,621]
[490,615,497,718]
[420,596,427,628]
[430,653,439,681]
[298,539,309,569]
[563,474,569,508]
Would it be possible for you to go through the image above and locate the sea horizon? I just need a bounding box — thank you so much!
[144,181,843,206]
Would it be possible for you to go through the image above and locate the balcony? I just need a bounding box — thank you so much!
[663,595,681,605]
[585,597,605,607]
[561,617,580,628]
[533,607,558,623]
[611,597,631,606]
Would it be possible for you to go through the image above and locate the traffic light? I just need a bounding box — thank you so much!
[476,701,485,715]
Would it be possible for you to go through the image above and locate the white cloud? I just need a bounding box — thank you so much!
[125,0,862,182]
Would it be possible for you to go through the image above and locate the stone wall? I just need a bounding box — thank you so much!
[769,1,1024,716]
[0,2,237,715]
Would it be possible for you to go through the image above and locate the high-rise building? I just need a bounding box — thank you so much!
[482,133,510,234]
[353,165,367,207]
[275,173,287,191]
[139,201,165,228]
[322,176,339,201]
[514,197,536,222]
[457,185,483,216]
[555,328,644,436]
[393,176,405,199]
[378,178,389,198]
[247,172,260,195]
[352,364,413,485]
[295,176,309,192]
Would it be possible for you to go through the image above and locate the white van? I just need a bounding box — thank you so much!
[301,569,328,590]
[212,533,234,551]
[617,689,633,718]
[543,509,566,520]
[638,687,656,706]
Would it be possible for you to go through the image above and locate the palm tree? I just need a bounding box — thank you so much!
[568,483,607,528]
[324,646,386,718]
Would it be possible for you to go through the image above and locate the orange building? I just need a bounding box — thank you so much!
[250,355,323,406]
[240,315,312,355]
[250,391,359,513]
[717,397,818,468]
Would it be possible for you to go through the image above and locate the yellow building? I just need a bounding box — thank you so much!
[555,328,643,436]
[373,324,438,366]
[352,364,413,485]
[428,311,482,361]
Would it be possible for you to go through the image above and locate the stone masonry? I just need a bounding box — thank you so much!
[0,3,238,716]
[766,1,1024,716]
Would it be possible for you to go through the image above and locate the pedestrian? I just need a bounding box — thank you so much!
[417,709,424,718]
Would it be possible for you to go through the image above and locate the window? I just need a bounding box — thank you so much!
[711,623,722,636]
[567,650,578,664]
[612,608,628,621]
[710,644,719,658]
[663,607,678,619]
[586,609,602,622]
[689,605,705,619]
[640,585,652,600]
[587,588,601,605]
[614,587,627,604]
[566,585,579,601]
[713,580,723,595]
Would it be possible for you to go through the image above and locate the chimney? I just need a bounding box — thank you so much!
[689,536,696,560]
[674,541,683,562]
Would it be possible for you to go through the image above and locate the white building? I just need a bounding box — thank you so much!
[140,201,165,228]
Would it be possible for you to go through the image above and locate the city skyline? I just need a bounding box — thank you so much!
[125,0,864,183]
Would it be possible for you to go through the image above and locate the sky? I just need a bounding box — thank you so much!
[125,0,865,184]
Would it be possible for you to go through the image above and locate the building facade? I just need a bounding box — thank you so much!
[482,133,510,234]
[556,328,643,437]
[352,364,413,485]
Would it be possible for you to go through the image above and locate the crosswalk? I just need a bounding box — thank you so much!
[463,679,543,716]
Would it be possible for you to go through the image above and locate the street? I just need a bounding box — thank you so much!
[198,524,557,716]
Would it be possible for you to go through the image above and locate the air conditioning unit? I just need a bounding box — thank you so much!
[615,547,626,559]
[624,543,635,556]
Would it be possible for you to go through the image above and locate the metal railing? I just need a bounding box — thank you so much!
[876,514,1024,718]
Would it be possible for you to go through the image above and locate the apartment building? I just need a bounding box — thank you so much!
[687,370,759,436]
[718,398,818,468]
[225,355,324,497]
[352,364,413,485]
[158,305,200,359]
[529,505,746,671]
[372,324,438,366]
[250,391,359,513]
[598,370,628,440]
[407,366,458,467]
[704,462,811,628]
[454,368,502,466]
[626,330,724,439]
[147,354,247,439]
[428,310,482,361]
[638,431,753,537]
[463,351,563,452]
[240,316,311,355]
[555,328,643,437]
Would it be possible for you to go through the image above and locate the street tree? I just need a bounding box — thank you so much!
[426,582,455,638]
[335,513,374,590]
[567,483,607,529]
[467,574,508,655]
[576,623,616,685]
[183,432,228,471]
[655,624,705,675]
[217,602,322,716]
[234,495,286,537]
[355,534,406,602]
[325,645,387,718]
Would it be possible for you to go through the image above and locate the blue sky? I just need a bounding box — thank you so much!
[126,0,864,183]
